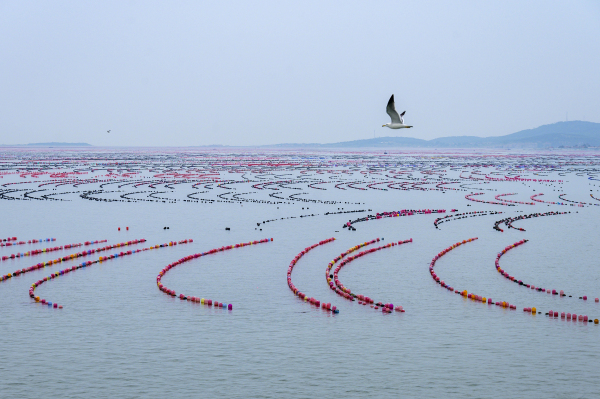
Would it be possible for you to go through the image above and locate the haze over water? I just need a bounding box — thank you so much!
[1,148,599,398]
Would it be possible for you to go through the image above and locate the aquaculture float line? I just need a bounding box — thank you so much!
[495,193,536,205]
[558,193,598,207]
[541,310,598,324]
[434,210,502,229]
[288,237,338,313]
[344,209,446,230]
[327,238,411,313]
[485,176,561,183]
[1,238,56,247]
[157,238,272,311]
[492,211,568,232]
[1,239,146,282]
[30,239,192,309]
[530,193,567,205]
[521,307,598,324]
[2,240,108,261]
[326,238,379,302]
[496,239,599,303]
[430,238,518,310]
[505,211,568,232]
[466,192,514,206]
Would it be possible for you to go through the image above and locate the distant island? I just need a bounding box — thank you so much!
[1,121,598,149]
[264,121,600,149]
[0,142,92,147]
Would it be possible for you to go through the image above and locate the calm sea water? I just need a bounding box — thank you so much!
[1,151,599,398]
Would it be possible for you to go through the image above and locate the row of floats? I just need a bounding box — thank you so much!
[1,239,147,282]
[326,238,410,313]
[2,228,597,323]
[2,240,108,261]
[30,239,193,309]
[429,237,599,324]
[493,211,568,232]
[1,237,56,246]
[156,238,272,310]
[344,209,446,230]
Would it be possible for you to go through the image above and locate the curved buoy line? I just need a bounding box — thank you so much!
[495,193,535,205]
[493,211,568,232]
[558,193,598,207]
[29,239,192,309]
[343,209,445,230]
[530,193,568,205]
[156,238,273,310]
[495,240,599,305]
[505,211,568,232]
[1,238,56,247]
[327,238,411,313]
[429,238,517,310]
[2,240,107,261]
[535,309,598,324]
[434,211,502,229]
[466,192,514,206]
[287,237,338,313]
[1,239,146,283]
[325,238,379,302]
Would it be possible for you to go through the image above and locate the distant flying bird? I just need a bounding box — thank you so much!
[107,130,111,133]
[382,95,412,129]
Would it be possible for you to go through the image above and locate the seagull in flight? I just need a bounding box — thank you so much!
[382,95,412,129]
[107,130,111,133]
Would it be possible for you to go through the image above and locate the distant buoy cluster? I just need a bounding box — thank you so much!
[429,238,517,310]
[483,175,560,183]
[1,239,146,283]
[327,238,411,313]
[157,238,271,311]
[434,210,502,229]
[287,238,339,313]
[1,237,56,247]
[1,239,108,261]
[493,211,568,232]
[30,239,192,309]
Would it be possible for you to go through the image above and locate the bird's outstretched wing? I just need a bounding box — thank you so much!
[386,95,401,124]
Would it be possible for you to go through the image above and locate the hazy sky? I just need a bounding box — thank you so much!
[1,1,599,146]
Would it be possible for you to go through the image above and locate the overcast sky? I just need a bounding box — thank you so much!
[1,1,599,146]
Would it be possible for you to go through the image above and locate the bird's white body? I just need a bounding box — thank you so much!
[383,94,412,129]
[382,123,412,129]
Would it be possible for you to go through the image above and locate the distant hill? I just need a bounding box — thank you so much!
[266,121,600,149]
[0,142,92,147]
